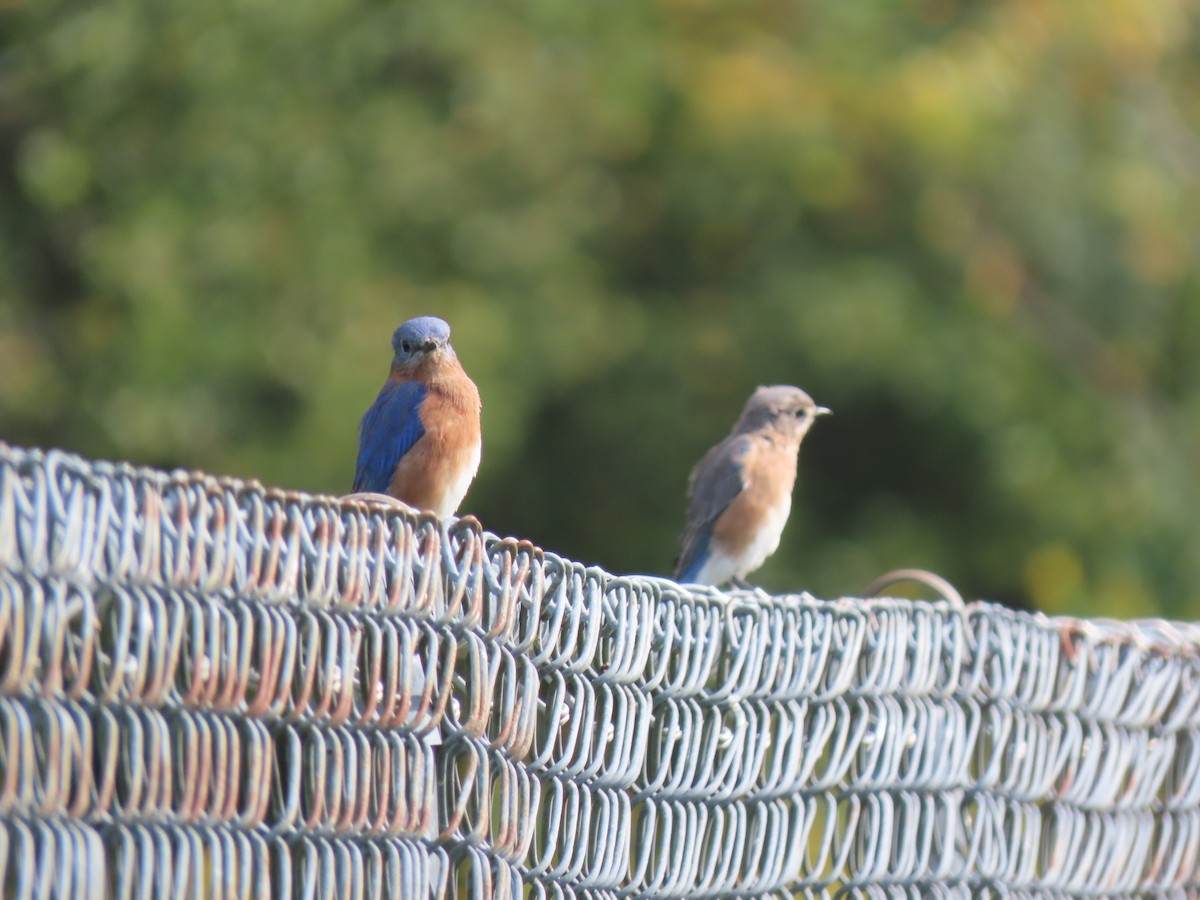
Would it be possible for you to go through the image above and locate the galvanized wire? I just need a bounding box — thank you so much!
[0,442,1199,898]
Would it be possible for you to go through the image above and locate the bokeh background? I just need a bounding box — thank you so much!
[2,1,1199,617]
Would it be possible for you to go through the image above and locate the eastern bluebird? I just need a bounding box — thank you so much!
[352,316,482,518]
[673,385,830,587]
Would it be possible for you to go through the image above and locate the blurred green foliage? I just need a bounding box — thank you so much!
[2,0,1199,617]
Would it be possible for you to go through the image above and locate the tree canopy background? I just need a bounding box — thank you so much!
[3,0,1199,617]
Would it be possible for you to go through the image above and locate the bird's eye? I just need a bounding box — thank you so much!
[400,340,412,353]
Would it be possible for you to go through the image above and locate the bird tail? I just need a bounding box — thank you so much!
[673,535,710,584]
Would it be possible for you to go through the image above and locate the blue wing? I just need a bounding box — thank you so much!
[675,535,714,584]
[673,436,750,581]
[353,381,428,493]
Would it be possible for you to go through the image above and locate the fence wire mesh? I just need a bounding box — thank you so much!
[0,442,1199,898]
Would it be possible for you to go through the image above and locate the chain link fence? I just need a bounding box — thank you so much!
[1,442,1198,897]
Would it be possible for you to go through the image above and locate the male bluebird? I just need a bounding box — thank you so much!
[352,316,482,518]
[673,385,830,587]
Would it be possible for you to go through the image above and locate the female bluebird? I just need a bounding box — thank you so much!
[352,316,482,518]
[674,385,830,586]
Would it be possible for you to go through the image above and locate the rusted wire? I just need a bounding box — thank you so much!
[1,443,1199,897]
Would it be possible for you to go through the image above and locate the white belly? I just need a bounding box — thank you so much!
[693,495,792,585]
[692,553,741,588]
[732,495,791,579]
[433,439,481,519]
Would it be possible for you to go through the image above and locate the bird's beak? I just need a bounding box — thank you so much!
[420,339,439,353]
[815,406,832,417]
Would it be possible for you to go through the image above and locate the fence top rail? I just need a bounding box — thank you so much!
[1,440,1194,646]
[2,440,1199,896]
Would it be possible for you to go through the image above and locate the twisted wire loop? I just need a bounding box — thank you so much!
[1,444,1199,898]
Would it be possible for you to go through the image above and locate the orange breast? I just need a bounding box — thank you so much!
[710,435,800,559]
[387,360,482,518]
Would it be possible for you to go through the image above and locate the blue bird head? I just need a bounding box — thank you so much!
[735,385,831,436]
[391,316,455,367]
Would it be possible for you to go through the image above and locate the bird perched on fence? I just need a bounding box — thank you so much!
[673,385,830,587]
[350,316,481,518]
